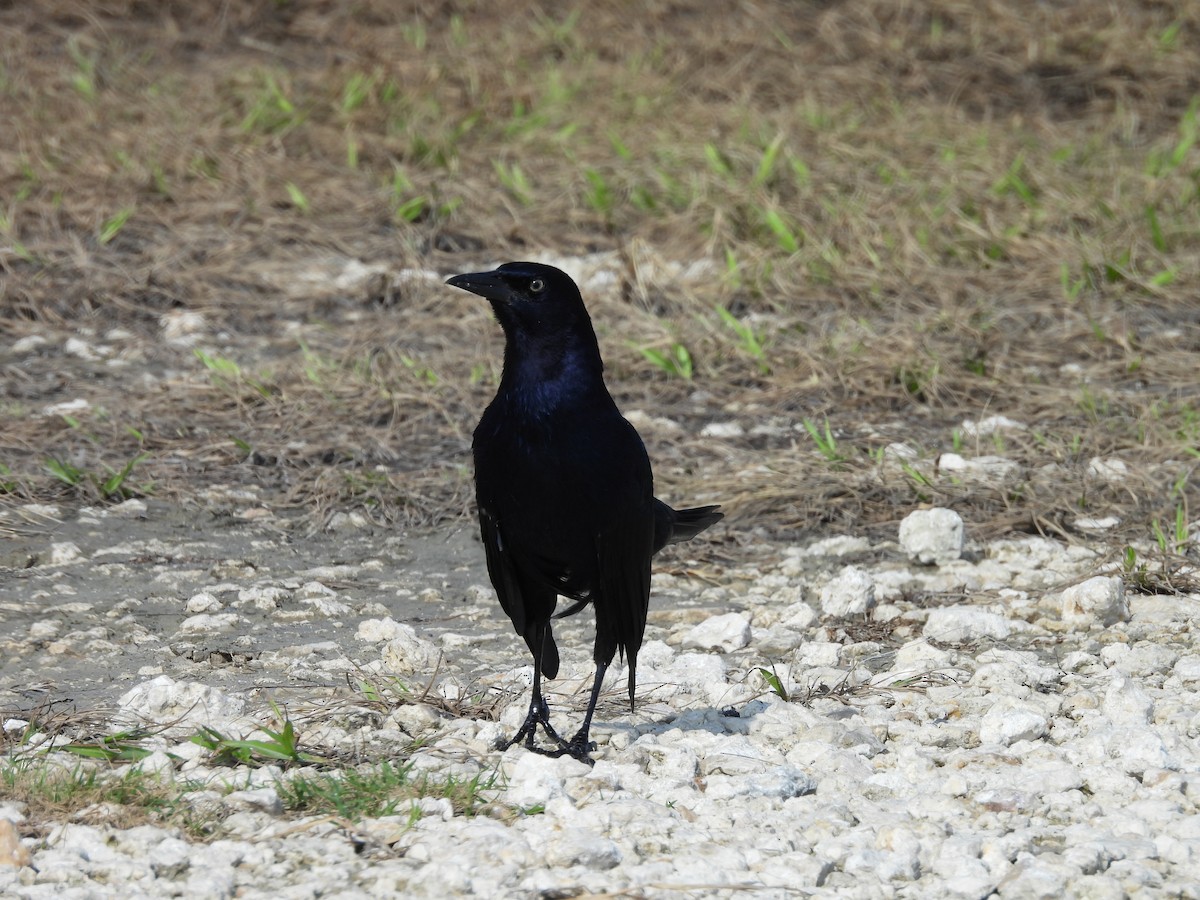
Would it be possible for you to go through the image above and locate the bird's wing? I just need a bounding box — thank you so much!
[479,505,562,679]
[478,506,527,636]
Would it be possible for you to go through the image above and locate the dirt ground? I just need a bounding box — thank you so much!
[2,1,1199,720]
[0,501,488,712]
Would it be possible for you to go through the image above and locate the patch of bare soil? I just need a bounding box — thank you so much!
[1,0,1197,547]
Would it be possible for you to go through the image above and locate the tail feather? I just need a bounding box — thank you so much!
[669,504,724,542]
[627,650,638,712]
[653,500,723,553]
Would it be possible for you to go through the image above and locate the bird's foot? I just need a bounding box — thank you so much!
[546,727,597,766]
[493,698,569,754]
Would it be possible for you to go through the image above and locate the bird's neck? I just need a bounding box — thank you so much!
[498,328,607,418]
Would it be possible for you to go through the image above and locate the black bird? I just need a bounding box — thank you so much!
[447,261,723,764]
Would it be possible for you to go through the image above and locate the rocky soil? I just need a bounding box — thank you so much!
[3,499,1200,898]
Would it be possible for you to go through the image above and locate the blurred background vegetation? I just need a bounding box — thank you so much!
[1,1,1197,565]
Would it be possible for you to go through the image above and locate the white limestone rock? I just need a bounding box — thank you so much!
[327,511,370,531]
[236,586,290,610]
[899,507,964,565]
[963,415,1026,437]
[356,617,410,643]
[924,607,1013,643]
[162,310,207,345]
[797,642,842,667]
[1061,576,1128,629]
[381,625,441,674]
[117,676,245,731]
[1101,674,1153,727]
[1171,655,1200,683]
[794,536,872,558]
[185,592,223,614]
[1101,641,1179,678]
[1086,457,1129,482]
[892,639,955,673]
[13,334,48,354]
[979,697,1049,746]
[111,498,148,518]
[175,613,239,635]
[680,613,751,652]
[700,421,744,438]
[937,453,1021,482]
[818,566,876,617]
[47,542,84,566]
[503,753,589,808]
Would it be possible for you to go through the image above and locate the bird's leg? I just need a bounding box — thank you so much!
[495,624,568,753]
[552,660,609,765]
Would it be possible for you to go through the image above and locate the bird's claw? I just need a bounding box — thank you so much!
[494,707,596,764]
[546,729,597,766]
[494,698,570,754]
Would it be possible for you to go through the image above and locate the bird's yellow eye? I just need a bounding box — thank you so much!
[529,279,545,294]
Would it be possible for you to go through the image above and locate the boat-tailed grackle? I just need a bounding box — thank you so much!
[447,261,722,764]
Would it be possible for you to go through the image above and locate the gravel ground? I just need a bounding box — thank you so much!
[3,499,1200,898]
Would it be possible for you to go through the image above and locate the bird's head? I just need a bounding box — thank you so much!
[446,262,589,338]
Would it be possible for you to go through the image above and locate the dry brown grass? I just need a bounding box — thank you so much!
[1,1,1198,562]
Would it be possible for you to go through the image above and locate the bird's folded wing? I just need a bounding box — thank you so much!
[478,507,527,635]
[594,517,652,668]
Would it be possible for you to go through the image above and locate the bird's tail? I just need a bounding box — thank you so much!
[627,649,638,712]
[655,502,723,550]
[670,504,724,541]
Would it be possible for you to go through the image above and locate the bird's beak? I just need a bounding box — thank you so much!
[446,270,509,303]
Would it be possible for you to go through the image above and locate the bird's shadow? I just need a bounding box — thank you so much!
[596,697,771,746]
